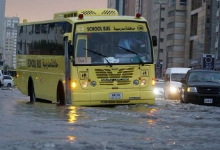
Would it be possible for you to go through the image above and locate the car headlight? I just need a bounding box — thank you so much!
[170,86,178,93]
[187,87,197,92]
[153,88,159,95]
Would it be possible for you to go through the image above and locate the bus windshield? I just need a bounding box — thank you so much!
[74,22,153,65]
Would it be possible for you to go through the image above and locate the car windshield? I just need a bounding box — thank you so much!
[188,71,220,82]
[171,73,186,82]
[74,22,153,65]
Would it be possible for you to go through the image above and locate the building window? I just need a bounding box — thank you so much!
[175,10,186,16]
[169,0,176,6]
[167,22,174,28]
[168,10,175,17]
[160,38,164,42]
[161,28,164,32]
[167,34,174,40]
[191,14,198,36]
[192,0,202,11]
[161,18,165,21]
[175,22,186,28]
[159,49,163,53]
[180,0,187,5]
[167,22,185,28]
[161,7,165,11]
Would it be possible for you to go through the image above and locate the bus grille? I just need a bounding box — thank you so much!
[95,68,134,85]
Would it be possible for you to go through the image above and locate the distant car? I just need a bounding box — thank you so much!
[180,69,220,105]
[0,70,3,87]
[153,81,164,97]
[164,67,191,100]
[3,75,14,87]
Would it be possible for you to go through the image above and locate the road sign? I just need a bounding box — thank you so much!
[202,54,215,70]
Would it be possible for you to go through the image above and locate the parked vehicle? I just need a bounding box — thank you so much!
[180,69,220,105]
[0,70,3,87]
[164,67,191,100]
[3,75,14,87]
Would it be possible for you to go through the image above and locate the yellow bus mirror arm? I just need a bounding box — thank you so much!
[68,41,73,60]
[63,34,73,60]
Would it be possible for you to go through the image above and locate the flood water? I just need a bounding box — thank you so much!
[0,88,220,150]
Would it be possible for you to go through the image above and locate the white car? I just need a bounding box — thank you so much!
[3,75,14,87]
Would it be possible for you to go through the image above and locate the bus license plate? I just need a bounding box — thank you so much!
[204,98,213,103]
[109,93,122,100]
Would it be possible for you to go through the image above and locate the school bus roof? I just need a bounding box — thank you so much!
[19,15,148,26]
[19,9,148,26]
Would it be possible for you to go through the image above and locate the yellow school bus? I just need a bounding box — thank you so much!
[16,9,157,106]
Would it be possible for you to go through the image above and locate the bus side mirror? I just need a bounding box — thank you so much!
[152,36,157,47]
[68,41,73,59]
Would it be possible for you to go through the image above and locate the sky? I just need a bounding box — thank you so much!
[5,0,108,22]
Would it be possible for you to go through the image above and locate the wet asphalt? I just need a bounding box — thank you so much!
[0,88,220,150]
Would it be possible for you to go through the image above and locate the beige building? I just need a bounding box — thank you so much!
[187,0,211,68]
[0,0,6,68]
[4,17,19,69]
[166,0,187,68]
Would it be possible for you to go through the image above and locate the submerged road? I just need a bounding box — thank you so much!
[0,88,220,150]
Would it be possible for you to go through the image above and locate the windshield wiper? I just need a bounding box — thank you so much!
[117,46,144,66]
[83,48,112,67]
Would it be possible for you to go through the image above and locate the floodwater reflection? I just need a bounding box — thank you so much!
[67,136,76,143]
[67,106,78,124]
[146,108,160,127]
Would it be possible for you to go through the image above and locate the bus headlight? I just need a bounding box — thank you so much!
[133,80,139,85]
[72,81,77,89]
[187,87,197,92]
[141,79,146,86]
[170,86,177,93]
[90,81,96,87]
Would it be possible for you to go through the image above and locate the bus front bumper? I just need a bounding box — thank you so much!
[71,90,155,106]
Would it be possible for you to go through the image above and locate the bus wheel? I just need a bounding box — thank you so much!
[57,83,65,105]
[30,84,36,103]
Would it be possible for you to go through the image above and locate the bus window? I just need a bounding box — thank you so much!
[77,39,86,57]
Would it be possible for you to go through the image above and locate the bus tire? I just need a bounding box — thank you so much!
[57,82,65,105]
[28,78,36,103]
[30,83,36,103]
